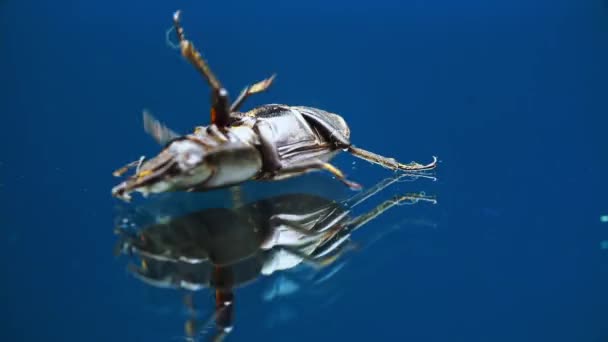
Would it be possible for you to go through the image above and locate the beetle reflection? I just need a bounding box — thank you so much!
[114,174,436,340]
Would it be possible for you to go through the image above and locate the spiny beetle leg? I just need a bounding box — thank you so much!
[112,156,145,177]
[347,193,437,232]
[348,146,438,172]
[273,245,346,269]
[214,287,234,336]
[230,74,277,112]
[183,291,232,339]
[172,10,231,127]
[269,215,335,238]
[280,159,362,190]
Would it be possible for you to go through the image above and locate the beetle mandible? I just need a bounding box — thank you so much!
[111,10,437,201]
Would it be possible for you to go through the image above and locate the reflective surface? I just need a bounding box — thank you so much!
[2,0,608,341]
[114,174,435,340]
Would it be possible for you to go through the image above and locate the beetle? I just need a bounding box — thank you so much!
[111,10,437,201]
[114,173,436,339]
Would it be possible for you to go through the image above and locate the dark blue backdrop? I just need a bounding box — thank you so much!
[2,0,607,341]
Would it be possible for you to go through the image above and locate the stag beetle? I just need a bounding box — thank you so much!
[111,10,437,201]
[114,173,436,340]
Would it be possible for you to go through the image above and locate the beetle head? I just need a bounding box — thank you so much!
[112,131,263,201]
[112,137,214,201]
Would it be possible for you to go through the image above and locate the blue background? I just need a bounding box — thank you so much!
[2,0,607,341]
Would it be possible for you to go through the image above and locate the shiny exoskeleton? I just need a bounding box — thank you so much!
[111,10,437,201]
[114,174,436,340]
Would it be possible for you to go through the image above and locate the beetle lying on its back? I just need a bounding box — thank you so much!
[111,10,437,201]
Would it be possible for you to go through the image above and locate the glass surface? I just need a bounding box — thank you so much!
[2,0,607,341]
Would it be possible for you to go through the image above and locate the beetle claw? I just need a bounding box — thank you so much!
[343,179,362,191]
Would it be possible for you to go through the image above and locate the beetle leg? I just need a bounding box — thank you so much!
[209,265,235,339]
[279,159,362,190]
[183,293,200,338]
[269,215,337,238]
[230,74,277,112]
[172,10,231,127]
[213,288,234,339]
[183,290,233,340]
[273,244,351,269]
[346,193,437,232]
[348,146,438,172]
[112,156,146,177]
